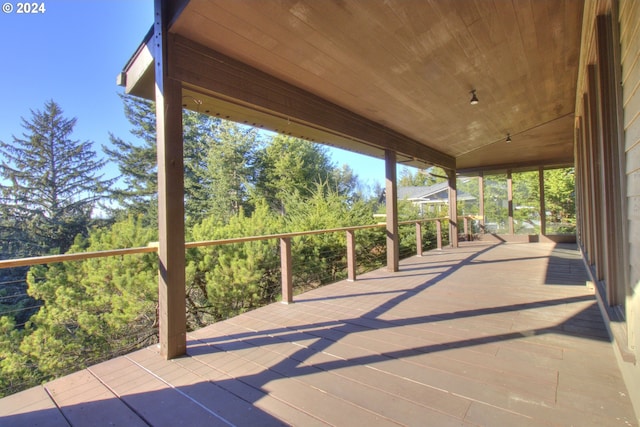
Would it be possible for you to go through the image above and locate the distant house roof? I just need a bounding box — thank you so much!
[398,182,475,204]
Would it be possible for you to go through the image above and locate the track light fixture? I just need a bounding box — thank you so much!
[469,90,479,105]
[506,133,512,143]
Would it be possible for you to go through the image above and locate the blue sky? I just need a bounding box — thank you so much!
[0,0,387,193]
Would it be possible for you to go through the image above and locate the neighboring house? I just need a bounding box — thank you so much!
[398,182,475,216]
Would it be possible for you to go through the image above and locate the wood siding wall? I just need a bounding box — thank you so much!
[575,0,640,420]
[620,0,640,352]
[620,0,640,418]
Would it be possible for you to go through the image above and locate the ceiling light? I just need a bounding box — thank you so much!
[506,133,512,143]
[469,90,479,105]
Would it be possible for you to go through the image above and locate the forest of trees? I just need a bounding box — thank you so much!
[0,96,575,397]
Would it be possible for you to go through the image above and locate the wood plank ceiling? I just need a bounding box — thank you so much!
[128,0,584,172]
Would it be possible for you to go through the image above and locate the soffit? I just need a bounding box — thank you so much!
[152,0,584,171]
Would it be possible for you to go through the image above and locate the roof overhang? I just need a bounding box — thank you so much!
[121,0,584,173]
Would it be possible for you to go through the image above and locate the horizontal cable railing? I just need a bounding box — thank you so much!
[0,218,455,270]
[0,217,460,397]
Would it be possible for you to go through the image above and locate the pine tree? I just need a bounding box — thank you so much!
[253,135,337,214]
[0,216,159,390]
[0,100,112,256]
[104,94,224,226]
[186,200,284,326]
[398,166,446,187]
[205,121,260,224]
[103,95,158,222]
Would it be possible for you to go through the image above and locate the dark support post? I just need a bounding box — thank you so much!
[447,170,458,248]
[507,170,514,235]
[539,167,546,236]
[596,14,626,306]
[463,217,470,241]
[436,219,443,250]
[478,172,485,233]
[346,230,356,281]
[385,150,399,272]
[280,237,293,303]
[155,0,186,359]
[416,222,423,256]
[587,65,605,281]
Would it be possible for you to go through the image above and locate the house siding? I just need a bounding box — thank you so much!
[621,0,640,359]
[575,0,640,421]
[618,0,640,419]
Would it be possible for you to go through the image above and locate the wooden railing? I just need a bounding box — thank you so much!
[0,217,458,303]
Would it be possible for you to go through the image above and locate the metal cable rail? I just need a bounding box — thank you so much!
[0,218,457,270]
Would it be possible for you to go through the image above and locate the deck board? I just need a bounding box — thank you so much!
[0,242,637,426]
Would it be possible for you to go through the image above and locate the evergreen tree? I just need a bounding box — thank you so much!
[104,94,223,226]
[398,166,446,187]
[253,135,338,213]
[544,168,576,232]
[0,216,158,392]
[183,110,219,226]
[284,182,376,286]
[204,121,260,224]
[186,200,284,326]
[330,163,361,201]
[103,95,158,222]
[512,171,540,233]
[0,100,112,256]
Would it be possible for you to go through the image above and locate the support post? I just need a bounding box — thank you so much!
[416,222,423,256]
[596,14,626,306]
[447,170,458,248]
[539,167,546,236]
[587,65,605,281]
[507,170,514,235]
[280,237,293,303]
[463,217,470,241]
[385,150,399,272]
[346,230,356,281]
[155,0,186,359]
[478,172,485,233]
[436,219,443,250]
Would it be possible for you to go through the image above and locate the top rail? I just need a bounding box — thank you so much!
[0,217,453,270]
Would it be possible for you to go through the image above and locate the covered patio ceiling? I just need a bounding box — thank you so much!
[121,0,584,172]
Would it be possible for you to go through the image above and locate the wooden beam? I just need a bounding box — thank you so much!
[416,223,423,257]
[280,238,293,303]
[478,173,485,234]
[346,230,356,281]
[580,99,595,265]
[539,167,546,236]
[385,150,399,272]
[463,217,470,241]
[155,0,186,360]
[586,65,605,281]
[168,35,455,170]
[596,14,625,306]
[447,170,458,248]
[507,170,514,235]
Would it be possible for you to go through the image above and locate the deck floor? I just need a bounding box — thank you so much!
[1,242,637,426]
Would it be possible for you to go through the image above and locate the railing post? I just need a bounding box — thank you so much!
[539,167,546,236]
[436,219,443,250]
[280,237,293,304]
[416,222,423,256]
[346,230,356,281]
[507,169,514,235]
[463,217,470,241]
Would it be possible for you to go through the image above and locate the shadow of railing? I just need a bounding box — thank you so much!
[2,242,610,425]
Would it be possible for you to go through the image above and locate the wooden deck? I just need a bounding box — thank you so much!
[1,242,637,426]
